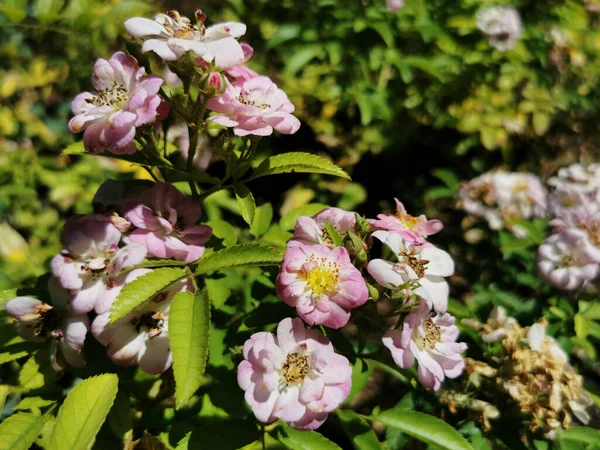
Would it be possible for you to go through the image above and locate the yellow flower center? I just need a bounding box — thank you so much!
[282,352,310,384]
[89,81,128,109]
[415,319,441,351]
[297,255,340,297]
[399,213,418,230]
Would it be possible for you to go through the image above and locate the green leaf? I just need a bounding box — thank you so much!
[49,374,119,450]
[251,203,274,237]
[533,112,551,136]
[128,259,189,270]
[323,221,343,247]
[19,350,59,392]
[345,358,372,405]
[169,290,211,409]
[206,219,238,247]
[559,427,600,448]
[62,141,85,155]
[275,424,342,450]
[0,413,44,450]
[431,168,460,190]
[14,397,55,414]
[574,314,591,339]
[34,0,64,24]
[110,268,187,323]
[252,153,350,181]
[195,244,283,275]
[234,183,256,225]
[579,301,600,320]
[337,410,381,450]
[0,385,10,412]
[280,204,330,231]
[376,409,472,450]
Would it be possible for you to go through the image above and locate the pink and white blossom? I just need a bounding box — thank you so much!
[370,198,442,238]
[237,317,352,430]
[92,269,190,374]
[548,163,600,195]
[382,299,467,391]
[69,52,165,154]
[6,279,89,370]
[226,43,259,81]
[207,76,301,136]
[537,228,600,290]
[476,6,522,51]
[367,230,454,313]
[458,171,548,237]
[276,245,368,329]
[124,183,212,263]
[51,214,146,315]
[386,0,404,12]
[288,207,357,248]
[125,10,247,68]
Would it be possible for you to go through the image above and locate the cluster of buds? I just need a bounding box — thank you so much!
[460,308,597,439]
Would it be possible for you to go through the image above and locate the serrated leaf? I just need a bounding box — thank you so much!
[0,412,44,450]
[337,410,381,450]
[275,424,342,450]
[49,374,119,450]
[252,153,350,181]
[345,358,372,405]
[234,183,256,225]
[110,268,187,323]
[62,141,86,155]
[128,259,189,270]
[376,409,472,450]
[195,244,283,275]
[169,290,210,409]
[280,203,330,230]
[251,203,273,237]
[19,350,59,392]
[206,220,237,247]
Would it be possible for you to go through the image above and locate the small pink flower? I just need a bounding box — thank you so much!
[92,269,190,374]
[276,245,368,329]
[124,182,212,263]
[370,198,442,238]
[289,207,357,248]
[6,279,89,370]
[226,43,259,81]
[537,228,600,291]
[367,230,454,313]
[68,52,165,154]
[386,0,404,12]
[207,76,300,136]
[237,317,352,430]
[382,299,467,391]
[51,214,146,314]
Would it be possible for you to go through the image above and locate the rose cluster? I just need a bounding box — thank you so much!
[238,200,467,429]
[458,164,600,292]
[6,181,209,373]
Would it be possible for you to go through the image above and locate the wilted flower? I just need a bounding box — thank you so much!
[537,228,600,291]
[207,76,301,136]
[547,163,600,195]
[92,269,190,374]
[463,306,519,344]
[6,279,89,370]
[125,10,247,68]
[69,52,165,154]
[237,317,352,430]
[370,198,443,238]
[51,215,146,314]
[476,6,522,51]
[458,171,547,237]
[382,299,467,391]
[288,207,357,248]
[276,244,368,329]
[367,230,454,313]
[124,182,212,263]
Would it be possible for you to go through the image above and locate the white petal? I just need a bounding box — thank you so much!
[527,323,545,351]
[124,18,169,38]
[421,247,454,276]
[141,39,179,61]
[367,259,406,289]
